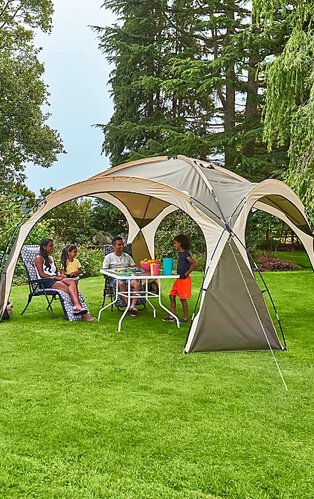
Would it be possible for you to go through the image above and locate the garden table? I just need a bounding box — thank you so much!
[98,269,180,331]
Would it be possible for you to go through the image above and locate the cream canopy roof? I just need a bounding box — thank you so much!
[0,155,313,352]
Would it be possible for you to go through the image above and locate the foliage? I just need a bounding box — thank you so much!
[96,0,291,182]
[41,197,96,246]
[271,250,312,270]
[0,0,64,188]
[246,211,285,254]
[25,220,53,246]
[0,196,24,252]
[254,254,300,271]
[253,0,314,223]
[91,199,127,238]
[155,211,205,259]
[74,247,104,278]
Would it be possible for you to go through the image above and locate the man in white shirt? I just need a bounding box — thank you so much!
[103,237,141,316]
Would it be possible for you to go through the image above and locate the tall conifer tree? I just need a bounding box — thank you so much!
[96,0,290,182]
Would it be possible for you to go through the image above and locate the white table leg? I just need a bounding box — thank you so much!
[98,283,119,321]
[158,279,180,328]
[145,279,157,318]
[118,281,131,332]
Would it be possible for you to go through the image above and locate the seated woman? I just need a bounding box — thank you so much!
[35,238,95,321]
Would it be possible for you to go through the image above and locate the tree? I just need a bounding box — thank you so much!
[253,0,314,225]
[155,211,205,259]
[40,190,95,246]
[0,0,64,189]
[91,199,127,238]
[96,0,290,182]
[94,0,169,166]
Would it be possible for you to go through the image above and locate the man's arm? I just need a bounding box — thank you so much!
[128,254,136,267]
[103,254,110,269]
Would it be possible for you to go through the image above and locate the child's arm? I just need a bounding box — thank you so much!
[67,260,83,278]
[185,255,198,277]
[67,268,82,278]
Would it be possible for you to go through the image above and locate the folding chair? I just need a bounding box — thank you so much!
[20,245,89,321]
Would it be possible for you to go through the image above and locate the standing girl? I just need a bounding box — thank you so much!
[61,244,82,280]
[162,234,197,324]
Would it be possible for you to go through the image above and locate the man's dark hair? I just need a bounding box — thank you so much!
[112,236,123,246]
[173,234,190,250]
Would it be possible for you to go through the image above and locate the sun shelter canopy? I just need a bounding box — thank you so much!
[0,155,313,353]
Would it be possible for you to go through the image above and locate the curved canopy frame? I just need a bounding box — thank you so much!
[0,175,222,318]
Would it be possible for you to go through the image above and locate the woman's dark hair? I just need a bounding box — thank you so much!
[39,238,53,271]
[173,234,190,250]
[61,244,77,273]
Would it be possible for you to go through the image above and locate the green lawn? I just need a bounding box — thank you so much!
[0,271,313,498]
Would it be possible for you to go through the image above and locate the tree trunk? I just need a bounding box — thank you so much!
[224,5,236,168]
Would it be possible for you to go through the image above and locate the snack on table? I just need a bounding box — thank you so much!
[140,258,158,272]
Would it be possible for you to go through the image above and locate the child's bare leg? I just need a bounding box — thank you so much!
[52,281,82,309]
[180,299,188,320]
[170,295,176,316]
[62,278,84,309]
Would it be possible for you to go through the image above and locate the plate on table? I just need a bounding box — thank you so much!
[130,268,144,275]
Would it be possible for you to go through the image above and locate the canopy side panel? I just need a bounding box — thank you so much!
[188,239,282,352]
[131,231,151,265]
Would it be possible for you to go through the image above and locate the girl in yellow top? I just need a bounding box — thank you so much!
[60,244,82,280]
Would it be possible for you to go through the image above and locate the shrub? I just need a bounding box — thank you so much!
[75,247,104,278]
[254,255,300,272]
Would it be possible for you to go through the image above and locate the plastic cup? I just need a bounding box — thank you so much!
[151,263,160,276]
[162,257,174,275]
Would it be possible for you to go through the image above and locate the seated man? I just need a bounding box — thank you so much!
[103,236,141,316]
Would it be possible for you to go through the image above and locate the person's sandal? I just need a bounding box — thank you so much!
[162,316,175,322]
[73,307,88,315]
[129,308,138,317]
[179,318,188,325]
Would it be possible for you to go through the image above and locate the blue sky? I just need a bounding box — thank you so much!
[25,1,116,194]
